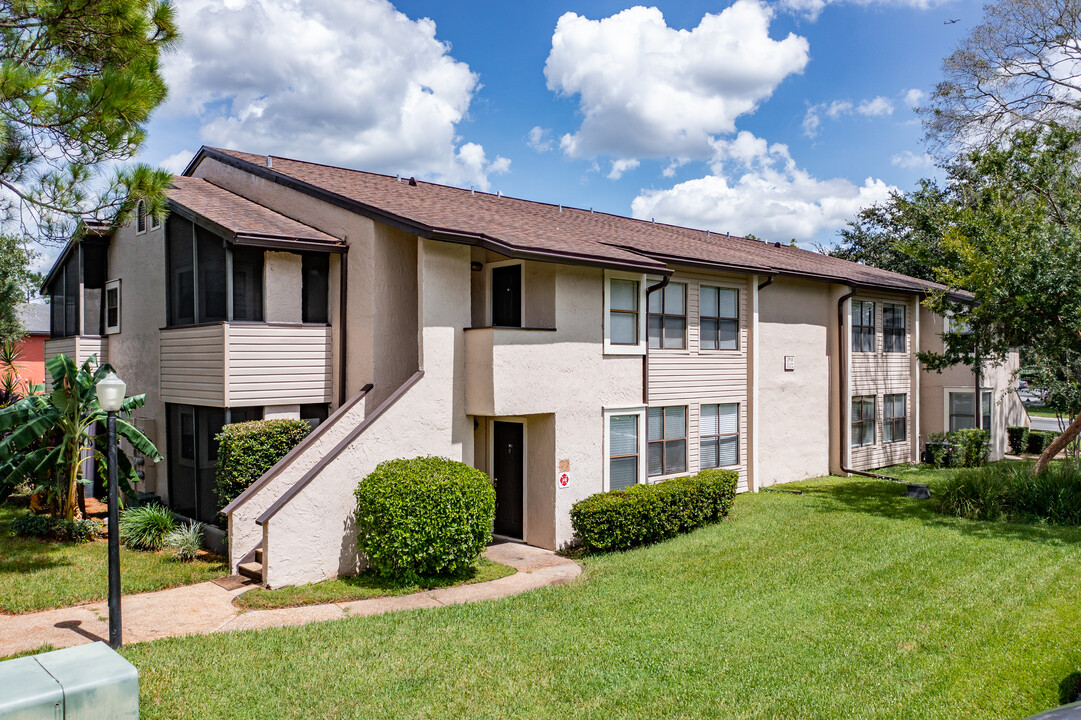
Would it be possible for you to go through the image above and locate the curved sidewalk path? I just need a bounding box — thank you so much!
[0,542,580,657]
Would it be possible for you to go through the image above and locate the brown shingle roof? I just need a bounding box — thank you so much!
[169,176,341,247]
[196,147,956,295]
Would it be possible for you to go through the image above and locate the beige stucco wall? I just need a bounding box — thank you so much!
[264,251,302,323]
[756,277,833,486]
[255,238,471,587]
[102,221,168,499]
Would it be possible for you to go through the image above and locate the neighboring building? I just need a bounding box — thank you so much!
[14,303,50,389]
[42,147,1027,588]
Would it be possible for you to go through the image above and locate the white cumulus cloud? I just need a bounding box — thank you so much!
[159,149,196,175]
[803,96,895,137]
[544,1,809,159]
[160,0,506,190]
[527,126,554,153]
[607,158,640,180]
[903,88,925,108]
[891,150,934,169]
[779,0,947,22]
[631,131,895,241]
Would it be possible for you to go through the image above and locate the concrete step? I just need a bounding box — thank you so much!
[254,547,263,564]
[237,561,263,583]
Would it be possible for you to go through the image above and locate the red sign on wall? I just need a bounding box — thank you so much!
[558,472,570,489]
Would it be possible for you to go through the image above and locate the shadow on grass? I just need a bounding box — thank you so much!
[1059,671,1081,705]
[0,531,82,575]
[799,479,1081,546]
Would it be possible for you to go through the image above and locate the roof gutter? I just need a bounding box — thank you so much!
[643,274,670,403]
[837,285,900,483]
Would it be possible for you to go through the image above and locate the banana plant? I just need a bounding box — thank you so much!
[0,353,162,518]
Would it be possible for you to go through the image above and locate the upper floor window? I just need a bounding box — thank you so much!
[46,240,107,338]
[608,278,639,345]
[166,214,264,327]
[302,253,329,324]
[648,405,687,476]
[700,286,738,350]
[648,282,686,349]
[104,279,121,335]
[852,300,875,353]
[150,210,161,231]
[136,200,147,235]
[851,395,876,447]
[883,303,906,353]
[490,263,522,327]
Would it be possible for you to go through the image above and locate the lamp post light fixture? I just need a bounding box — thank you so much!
[95,371,126,649]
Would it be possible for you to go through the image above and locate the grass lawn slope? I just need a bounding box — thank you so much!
[124,476,1081,720]
[0,503,227,614]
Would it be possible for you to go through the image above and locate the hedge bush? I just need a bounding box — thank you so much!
[1027,430,1057,455]
[215,419,311,511]
[11,513,103,542]
[1007,426,1030,456]
[934,461,1081,525]
[925,429,990,468]
[570,468,738,553]
[354,457,495,581]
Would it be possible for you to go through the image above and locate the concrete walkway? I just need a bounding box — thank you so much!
[0,542,580,657]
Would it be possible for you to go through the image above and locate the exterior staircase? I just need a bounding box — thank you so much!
[237,546,263,583]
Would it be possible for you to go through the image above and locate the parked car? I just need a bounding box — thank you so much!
[1018,380,1029,390]
[1024,700,1081,719]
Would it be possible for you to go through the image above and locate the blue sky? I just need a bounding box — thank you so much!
[138,0,985,249]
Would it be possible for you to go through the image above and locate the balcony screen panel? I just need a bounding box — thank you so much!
[167,215,195,326]
[232,247,264,322]
[64,256,79,336]
[302,252,329,324]
[196,226,227,324]
[50,288,65,337]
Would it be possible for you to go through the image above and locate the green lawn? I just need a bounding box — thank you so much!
[235,557,516,610]
[1027,404,1066,419]
[0,503,228,614]
[122,473,1081,720]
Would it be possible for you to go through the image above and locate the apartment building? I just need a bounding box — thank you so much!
[43,147,1026,587]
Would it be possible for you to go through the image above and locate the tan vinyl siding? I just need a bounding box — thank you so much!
[849,292,915,471]
[160,325,227,405]
[159,323,332,407]
[647,270,750,491]
[226,324,332,406]
[44,337,108,391]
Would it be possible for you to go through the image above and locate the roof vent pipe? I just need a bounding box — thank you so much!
[266,156,273,168]
[497,190,502,198]
[559,204,562,212]
[396,174,401,182]
[470,186,474,195]
[408,177,417,186]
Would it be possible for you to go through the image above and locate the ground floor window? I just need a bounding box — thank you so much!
[648,406,687,476]
[700,403,739,468]
[608,413,640,491]
[883,394,907,444]
[948,392,975,431]
[851,396,876,447]
[166,404,262,523]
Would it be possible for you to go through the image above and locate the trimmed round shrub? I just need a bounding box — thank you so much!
[570,469,738,553]
[1007,426,1030,456]
[119,504,176,551]
[354,457,495,581]
[215,419,311,512]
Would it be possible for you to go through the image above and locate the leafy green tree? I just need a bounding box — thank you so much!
[0,0,179,244]
[0,233,38,343]
[918,126,1081,473]
[0,353,161,517]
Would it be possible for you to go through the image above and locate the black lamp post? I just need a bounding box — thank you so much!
[96,371,127,649]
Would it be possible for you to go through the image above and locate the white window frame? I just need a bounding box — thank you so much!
[135,200,147,235]
[944,387,992,433]
[647,404,690,479]
[603,270,647,355]
[700,402,740,469]
[699,285,740,352]
[602,406,647,491]
[882,393,907,444]
[104,278,121,335]
[485,259,525,327]
[150,209,161,231]
[851,395,877,448]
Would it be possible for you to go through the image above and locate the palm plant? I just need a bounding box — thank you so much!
[0,353,161,518]
[0,340,24,407]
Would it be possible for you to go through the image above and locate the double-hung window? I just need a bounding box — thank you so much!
[852,300,875,353]
[883,304,906,353]
[851,396,876,447]
[648,406,687,476]
[883,394,906,443]
[949,392,975,431]
[104,279,121,335]
[608,414,640,491]
[648,283,686,349]
[700,286,738,350]
[609,278,640,346]
[700,403,739,468]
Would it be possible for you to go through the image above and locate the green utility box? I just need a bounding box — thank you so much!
[0,642,138,719]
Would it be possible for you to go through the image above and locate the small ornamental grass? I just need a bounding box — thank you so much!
[934,461,1081,525]
[119,504,177,551]
[165,521,204,562]
[354,457,495,582]
[570,468,738,553]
